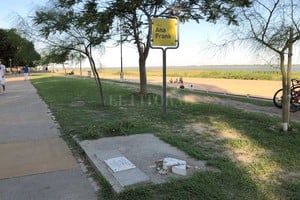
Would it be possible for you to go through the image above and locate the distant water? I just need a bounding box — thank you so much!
[75,64,300,71]
[101,65,300,71]
[165,65,300,71]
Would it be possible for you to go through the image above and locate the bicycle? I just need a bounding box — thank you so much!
[273,79,300,112]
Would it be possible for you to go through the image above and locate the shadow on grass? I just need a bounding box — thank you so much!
[31,75,299,200]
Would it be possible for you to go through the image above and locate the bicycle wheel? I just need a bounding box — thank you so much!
[291,86,300,107]
[273,88,283,108]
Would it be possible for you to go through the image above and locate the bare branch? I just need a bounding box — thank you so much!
[290,0,300,33]
[261,0,280,42]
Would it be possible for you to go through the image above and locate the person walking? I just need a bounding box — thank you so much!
[23,65,29,81]
[0,60,6,93]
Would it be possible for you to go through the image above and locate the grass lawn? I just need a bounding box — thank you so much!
[31,74,300,200]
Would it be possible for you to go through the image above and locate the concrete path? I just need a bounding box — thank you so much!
[0,77,97,200]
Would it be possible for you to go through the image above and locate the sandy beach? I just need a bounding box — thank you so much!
[100,74,282,99]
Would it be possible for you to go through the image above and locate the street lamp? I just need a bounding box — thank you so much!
[79,53,82,77]
[9,58,12,73]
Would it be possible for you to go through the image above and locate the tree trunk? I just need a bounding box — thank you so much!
[139,55,147,95]
[280,28,293,132]
[85,46,104,106]
[89,56,104,106]
[135,11,151,96]
[285,28,293,130]
[280,53,289,132]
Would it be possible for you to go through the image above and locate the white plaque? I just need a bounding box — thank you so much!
[104,156,136,172]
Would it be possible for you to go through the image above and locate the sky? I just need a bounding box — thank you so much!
[1,0,299,68]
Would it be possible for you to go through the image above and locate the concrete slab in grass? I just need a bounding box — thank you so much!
[79,134,210,193]
[80,147,150,192]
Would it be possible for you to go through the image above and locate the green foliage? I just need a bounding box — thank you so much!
[102,120,135,136]
[178,0,252,25]
[107,0,251,94]
[34,1,112,46]
[34,0,114,105]
[80,120,135,140]
[40,48,70,66]
[0,29,40,67]
[81,123,101,139]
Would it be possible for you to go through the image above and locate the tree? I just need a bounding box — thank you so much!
[0,29,40,68]
[69,52,86,77]
[14,38,41,67]
[40,48,70,74]
[108,0,252,95]
[235,0,300,132]
[33,0,113,106]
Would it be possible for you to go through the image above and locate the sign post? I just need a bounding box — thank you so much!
[151,17,179,115]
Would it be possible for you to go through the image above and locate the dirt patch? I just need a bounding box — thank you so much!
[70,101,85,107]
[187,123,212,134]
[218,130,242,140]
[283,172,300,182]
[226,148,256,164]
[186,122,241,140]
[185,122,267,166]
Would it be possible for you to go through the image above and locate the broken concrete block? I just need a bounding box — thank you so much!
[158,169,168,175]
[172,164,187,176]
[163,157,186,170]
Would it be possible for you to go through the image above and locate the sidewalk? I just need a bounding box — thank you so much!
[0,77,97,200]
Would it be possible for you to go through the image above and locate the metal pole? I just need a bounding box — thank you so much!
[150,16,179,116]
[162,49,167,115]
[79,54,82,77]
[120,22,124,80]
[9,58,12,73]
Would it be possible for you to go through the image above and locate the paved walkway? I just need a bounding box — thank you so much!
[0,77,97,200]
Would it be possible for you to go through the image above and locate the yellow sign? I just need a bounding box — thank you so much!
[152,18,178,47]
